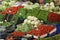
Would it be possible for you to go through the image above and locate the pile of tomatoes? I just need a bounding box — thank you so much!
[2,5,24,15]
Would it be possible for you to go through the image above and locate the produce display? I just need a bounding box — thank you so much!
[6,31,25,40]
[27,25,56,39]
[40,2,55,11]
[15,16,41,32]
[19,7,50,22]
[2,5,24,15]
[0,4,24,33]
[0,0,60,40]
[24,3,40,9]
[0,0,16,12]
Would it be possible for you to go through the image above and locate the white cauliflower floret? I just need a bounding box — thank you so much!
[37,20,40,23]
[24,19,28,23]
[27,16,34,20]
[31,21,35,24]
[27,16,32,20]
[27,20,31,24]
[50,2,54,6]
[30,17,35,20]
[23,16,42,28]
[43,3,49,10]
[45,3,49,6]
[50,2,55,9]
[34,25,37,27]
[33,17,38,21]
[34,21,39,25]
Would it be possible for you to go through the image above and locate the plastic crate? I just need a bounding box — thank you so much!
[56,24,60,34]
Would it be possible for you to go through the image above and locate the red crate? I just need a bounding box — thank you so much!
[48,12,60,22]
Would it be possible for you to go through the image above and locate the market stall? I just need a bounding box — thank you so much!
[0,0,60,40]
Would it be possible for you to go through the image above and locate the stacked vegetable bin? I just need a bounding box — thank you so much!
[0,0,60,40]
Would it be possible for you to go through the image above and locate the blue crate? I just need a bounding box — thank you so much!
[47,24,60,37]
[56,24,60,34]
[48,31,56,37]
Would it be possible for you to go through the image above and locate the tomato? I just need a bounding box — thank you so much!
[2,5,24,15]
[12,31,25,37]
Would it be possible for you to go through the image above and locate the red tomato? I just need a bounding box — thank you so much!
[12,31,25,37]
[2,5,24,15]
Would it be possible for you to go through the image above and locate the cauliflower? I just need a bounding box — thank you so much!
[27,20,31,24]
[33,17,38,21]
[50,2,54,6]
[24,19,28,23]
[34,21,39,25]
[50,2,55,9]
[23,16,42,28]
[31,21,35,24]
[40,2,55,11]
[27,16,32,20]
[34,25,37,27]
